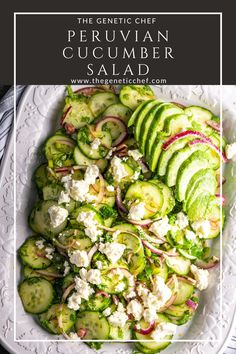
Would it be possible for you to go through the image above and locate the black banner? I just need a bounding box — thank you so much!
[16,14,220,85]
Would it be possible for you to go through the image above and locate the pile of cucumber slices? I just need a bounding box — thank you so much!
[18,85,226,353]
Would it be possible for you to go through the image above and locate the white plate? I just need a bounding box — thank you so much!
[1,85,236,354]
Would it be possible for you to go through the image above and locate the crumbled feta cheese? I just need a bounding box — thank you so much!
[106,148,114,160]
[128,149,143,161]
[74,276,94,300]
[143,308,157,322]
[48,205,68,228]
[185,229,197,242]
[127,299,143,321]
[79,268,88,280]
[132,170,140,181]
[84,193,97,203]
[67,292,82,311]
[110,156,128,182]
[63,261,70,276]
[113,230,121,240]
[176,212,189,229]
[77,211,103,242]
[96,261,103,270]
[190,264,209,290]
[107,185,115,192]
[84,164,99,185]
[91,138,101,150]
[225,142,236,159]
[108,302,129,327]
[58,190,71,204]
[152,275,172,306]
[128,202,145,221]
[68,332,80,340]
[115,282,126,293]
[191,220,211,239]
[149,216,171,238]
[35,239,44,250]
[69,250,89,268]
[136,284,149,298]
[61,175,72,190]
[126,290,136,299]
[99,242,126,263]
[69,179,90,202]
[86,269,101,285]
[45,246,55,260]
[151,322,177,341]
[103,307,112,317]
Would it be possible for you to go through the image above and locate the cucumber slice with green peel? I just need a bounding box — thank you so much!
[112,223,138,234]
[163,113,191,135]
[178,249,197,260]
[176,151,211,202]
[165,144,208,188]
[62,273,75,291]
[120,85,156,111]
[185,168,216,205]
[125,181,164,219]
[103,103,133,123]
[129,252,146,276]
[19,236,53,269]
[184,171,217,211]
[79,294,111,312]
[23,265,60,281]
[145,104,183,160]
[69,205,104,229]
[88,92,119,117]
[73,147,107,172]
[62,100,94,129]
[75,311,110,339]
[185,106,213,124]
[29,200,68,238]
[39,303,76,334]
[42,183,63,201]
[128,100,153,127]
[116,232,143,254]
[88,179,115,207]
[165,255,191,275]
[134,100,161,142]
[133,315,172,352]
[99,269,129,294]
[44,134,76,167]
[203,196,222,239]
[169,278,194,305]
[77,126,112,160]
[109,323,131,340]
[19,277,55,314]
[57,229,92,251]
[166,313,192,326]
[187,192,212,221]
[34,164,55,189]
[157,137,194,177]
[165,303,191,317]
[148,137,166,172]
[149,180,175,216]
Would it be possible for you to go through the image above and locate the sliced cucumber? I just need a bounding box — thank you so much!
[23,265,59,281]
[120,85,156,111]
[19,277,54,314]
[62,99,94,129]
[19,236,52,269]
[73,146,107,172]
[125,181,163,219]
[99,268,129,294]
[79,294,111,312]
[42,183,63,201]
[187,192,212,221]
[149,137,166,172]
[77,125,112,160]
[185,168,215,205]
[112,223,138,234]
[165,303,191,317]
[185,106,213,125]
[88,92,119,116]
[134,100,160,142]
[34,164,54,189]
[163,113,191,135]
[69,204,104,229]
[75,311,110,339]
[39,303,76,334]
[128,100,153,127]
[29,200,68,238]
[165,255,191,275]
[149,180,175,216]
[109,323,131,340]
[44,134,76,167]
[169,278,194,305]
[103,103,133,123]
[57,229,92,251]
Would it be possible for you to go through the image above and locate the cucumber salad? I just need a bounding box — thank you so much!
[18,85,235,353]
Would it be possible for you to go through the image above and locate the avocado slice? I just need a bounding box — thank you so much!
[165,144,208,187]
[148,135,167,172]
[163,113,191,135]
[187,192,212,221]
[145,104,183,161]
[176,151,211,202]
[134,100,160,142]
[184,170,217,211]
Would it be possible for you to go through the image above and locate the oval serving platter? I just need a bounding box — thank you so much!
[0,85,236,354]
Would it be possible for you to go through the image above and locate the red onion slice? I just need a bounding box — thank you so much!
[162,130,213,150]
[35,270,64,278]
[215,193,226,205]
[95,290,110,298]
[87,245,98,262]
[95,116,128,147]
[115,186,128,214]
[171,101,186,109]
[188,139,228,163]
[195,256,219,269]
[61,106,72,124]
[206,120,220,132]
[62,282,76,302]
[127,218,153,226]
[55,138,76,148]
[77,328,87,338]
[134,321,156,335]
[65,123,76,135]
[186,299,198,311]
